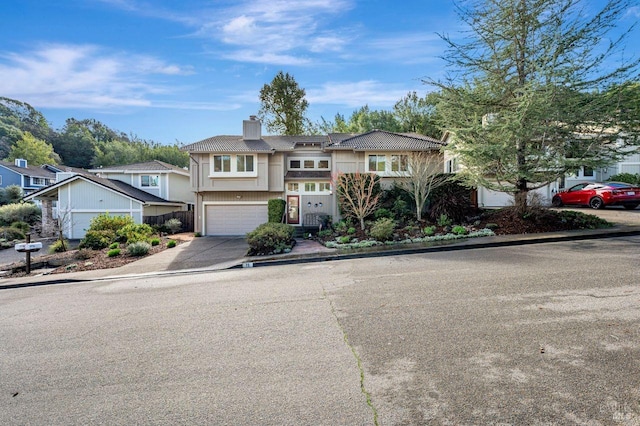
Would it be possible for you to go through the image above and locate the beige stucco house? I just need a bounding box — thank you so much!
[182,116,444,236]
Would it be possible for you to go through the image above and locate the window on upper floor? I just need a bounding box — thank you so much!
[391,155,408,172]
[210,154,257,177]
[304,182,316,192]
[32,177,51,186]
[141,175,160,187]
[237,155,254,172]
[288,183,299,192]
[288,157,331,171]
[368,155,386,172]
[213,155,231,173]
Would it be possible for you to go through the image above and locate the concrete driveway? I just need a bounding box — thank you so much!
[165,236,249,271]
[559,205,640,226]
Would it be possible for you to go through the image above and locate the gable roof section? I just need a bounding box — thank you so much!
[88,160,188,176]
[326,130,445,151]
[24,174,184,205]
[0,161,57,179]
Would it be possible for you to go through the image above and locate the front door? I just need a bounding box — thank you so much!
[287,195,299,224]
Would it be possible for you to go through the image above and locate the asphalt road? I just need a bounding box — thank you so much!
[2,236,639,425]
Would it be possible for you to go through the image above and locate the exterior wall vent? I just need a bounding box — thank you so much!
[243,116,262,141]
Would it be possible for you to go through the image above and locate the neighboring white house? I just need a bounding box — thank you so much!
[89,160,194,210]
[442,131,639,208]
[24,173,187,239]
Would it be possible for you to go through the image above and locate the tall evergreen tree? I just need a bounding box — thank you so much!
[432,0,640,210]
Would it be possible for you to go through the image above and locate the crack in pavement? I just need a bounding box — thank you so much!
[322,284,379,426]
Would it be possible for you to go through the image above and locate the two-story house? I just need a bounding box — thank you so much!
[88,160,194,213]
[0,159,56,195]
[24,160,192,239]
[183,116,444,236]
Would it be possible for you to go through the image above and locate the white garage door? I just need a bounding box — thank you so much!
[205,204,268,236]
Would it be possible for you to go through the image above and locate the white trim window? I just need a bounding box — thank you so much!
[141,175,160,187]
[391,155,408,172]
[287,182,331,194]
[211,154,257,177]
[368,155,386,172]
[32,177,52,186]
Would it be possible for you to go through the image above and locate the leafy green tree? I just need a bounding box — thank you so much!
[0,185,23,206]
[0,97,52,142]
[393,91,442,137]
[432,0,640,211]
[259,71,310,135]
[53,119,98,168]
[6,132,60,165]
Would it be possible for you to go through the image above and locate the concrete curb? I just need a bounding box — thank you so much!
[239,227,640,269]
[3,226,638,290]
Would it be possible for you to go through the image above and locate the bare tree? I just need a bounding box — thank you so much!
[394,152,449,221]
[334,172,381,230]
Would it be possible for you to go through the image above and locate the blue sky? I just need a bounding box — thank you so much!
[1,0,638,144]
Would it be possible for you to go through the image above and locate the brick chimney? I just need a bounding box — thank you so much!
[242,116,262,141]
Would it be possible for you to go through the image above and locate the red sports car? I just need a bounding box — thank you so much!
[552,182,640,210]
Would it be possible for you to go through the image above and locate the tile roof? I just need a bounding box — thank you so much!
[182,135,330,153]
[0,161,57,179]
[182,131,443,153]
[326,130,445,151]
[89,160,187,173]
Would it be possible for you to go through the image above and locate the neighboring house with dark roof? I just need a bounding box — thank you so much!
[182,116,444,236]
[24,174,186,239]
[0,159,56,194]
[88,160,193,208]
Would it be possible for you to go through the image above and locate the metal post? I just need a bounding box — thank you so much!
[25,233,31,275]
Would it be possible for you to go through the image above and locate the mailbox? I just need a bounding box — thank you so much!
[15,242,43,253]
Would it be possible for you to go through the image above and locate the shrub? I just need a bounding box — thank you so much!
[0,203,41,226]
[557,210,611,229]
[451,225,468,235]
[166,240,177,248]
[10,221,30,234]
[88,213,135,233]
[268,199,287,223]
[428,177,475,223]
[338,235,351,244]
[423,225,436,236]
[347,227,357,235]
[379,184,414,221]
[107,248,121,257]
[317,229,333,239]
[150,238,160,246]
[369,218,396,242]
[49,239,69,253]
[194,231,202,237]
[116,223,154,243]
[127,241,151,256]
[246,223,295,255]
[0,227,25,241]
[109,242,119,249]
[164,218,182,234]
[374,208,394,220]
[437,214,452,227]
[80,229,115,250]
[609,173,640,185]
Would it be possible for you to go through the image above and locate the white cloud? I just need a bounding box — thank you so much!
[199,0,354,65]
[307,80,415,108]
[0,44,205,110]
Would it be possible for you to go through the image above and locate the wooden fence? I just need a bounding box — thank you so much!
[143,210,194,232]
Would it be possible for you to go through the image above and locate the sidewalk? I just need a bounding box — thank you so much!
[2,222,639,290]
